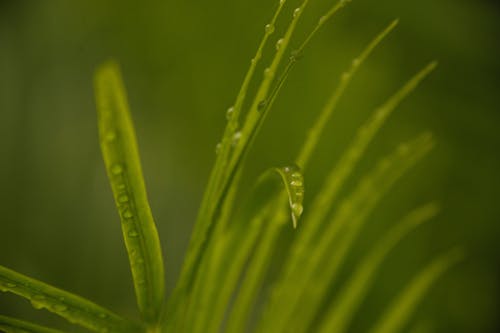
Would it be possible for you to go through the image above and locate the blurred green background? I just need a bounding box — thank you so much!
[0,0,499,332]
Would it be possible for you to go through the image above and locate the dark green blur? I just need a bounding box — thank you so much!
[0,0,498,332]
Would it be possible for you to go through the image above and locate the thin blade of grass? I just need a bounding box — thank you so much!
[305,61,437,237]
[167,1,312,326]
[296,19,399,169]
[268,64,439,330]
[259,133,434,333]
[317,203,440,333]
[94,61,164,325]
[190,0,287,255]
[0,266,139,333]
[285,134,435,333]
[166,3,290,322]
[0,315,66,333]
[224,206,287,333]
[192,204,271,333]
[196,165,303,333]
[368,249,463,333]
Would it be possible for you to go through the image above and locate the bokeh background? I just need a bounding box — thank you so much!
[0,0,499,332]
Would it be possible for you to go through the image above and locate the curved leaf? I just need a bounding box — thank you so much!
[0,265,138,333]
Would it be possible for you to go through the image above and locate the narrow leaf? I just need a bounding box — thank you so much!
[0,315,65,333]
[305,61,437,235]
[317,203,440,333]
[94,61,165,324]
[0,266,138,333]
[189,165,304,333]
[166,0,312,325]
[259,133,434,333]
[296,19,399,169]
[369,249,463,333]
[166,3,290,323]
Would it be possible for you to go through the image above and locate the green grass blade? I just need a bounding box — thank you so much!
[369,249,463,333]
[267,63,437,332]
[201,166,303,333]
[190,0,287,252]
[165,3,289,323]
[94,61,165,325]
[166,1,312,325]
[317,203,440,333]
[305,61,437,234]
[0,265,139,333]
[192,204,271,333]
[0,315,66,333]
[296,19,399,169]
[259,133,434,333]
[224,213,285,333]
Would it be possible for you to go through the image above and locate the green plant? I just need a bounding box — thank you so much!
[0,1,462,332]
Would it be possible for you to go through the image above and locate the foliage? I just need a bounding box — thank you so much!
[0,1,461,332]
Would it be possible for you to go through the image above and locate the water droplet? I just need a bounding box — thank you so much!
[118,194,129,203]
[264,67,272,77]
[111,164,123,175]
[52,304,68,312]
[116,184,126,191]
[290,180,303,187]
[276,38,284,51]
[105,131,116,143]
[293,7,301,18]
[31,295,46,310]
[232,131,242,146]
[352,58,360,67]
[128,229,139,237]
[215,142,222,155]
[265,24,275,34]
[291,203,304,217]
[280,0,285,4]
[226,106,234,120]
[319,15,327,25]
[122,209,133,219]
[31,300,45,310]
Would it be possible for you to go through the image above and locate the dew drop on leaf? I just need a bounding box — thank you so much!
[111,164,124,175]
[118,194,129,203]
[265,24,275,34]
[52,304,68,312]
[226,106,234,120]
[232,131,242,147]
[276,38,284,51]
[104,131,116,143]
[122,209,133,219]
